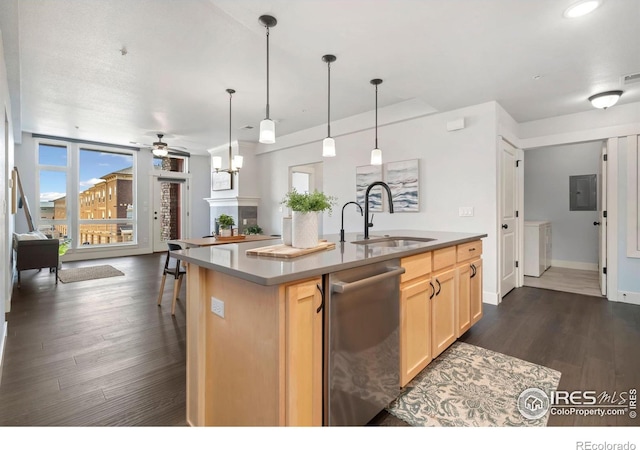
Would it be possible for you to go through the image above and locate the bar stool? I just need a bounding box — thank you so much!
[157,242,186,315]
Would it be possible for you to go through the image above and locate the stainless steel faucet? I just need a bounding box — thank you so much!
[340,201,363,242]
[364,181,394,239]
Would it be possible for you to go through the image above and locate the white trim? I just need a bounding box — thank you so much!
[617,291,640,305]
[483,291,499,306]
[606,138,618,301]
[520,123,640,150]
[0,321,7,385]
[627,135,640,257]
[204,196,260,207]
[550,259,598,272]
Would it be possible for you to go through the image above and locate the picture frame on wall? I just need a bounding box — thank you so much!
[212,171,232,191]
[384,159,419,212]
[356,164,383,212]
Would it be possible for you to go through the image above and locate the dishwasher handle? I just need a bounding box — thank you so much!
[331,266,406,294]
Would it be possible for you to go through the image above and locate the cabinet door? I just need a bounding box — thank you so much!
[399,278,432,387]
[470,259,483,326]
[456,263,471,337]
[431,268,457,358]
[285,277,323,426]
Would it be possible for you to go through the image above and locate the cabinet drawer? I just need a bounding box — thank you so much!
[401,252,431,283]
[457,240,482,262]
[432,246,456,271]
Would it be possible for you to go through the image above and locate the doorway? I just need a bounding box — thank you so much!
[522,140,606,297]
[152,176,188,252]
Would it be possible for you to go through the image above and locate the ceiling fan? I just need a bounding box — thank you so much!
[138,133,190,157]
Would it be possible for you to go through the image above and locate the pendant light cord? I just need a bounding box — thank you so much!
[327,61,331,138]
[265,26,270,120]
[229,90,233,163]
[375,83,378,149]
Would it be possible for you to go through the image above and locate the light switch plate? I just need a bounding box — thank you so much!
[459,207,474,217]
[211,297,225,318]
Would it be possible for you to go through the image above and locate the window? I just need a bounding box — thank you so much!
[37,140,137,249]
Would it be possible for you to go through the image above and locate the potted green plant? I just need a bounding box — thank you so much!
[217,214,235,237]
[281,189,336,248]
[244,224,263,235]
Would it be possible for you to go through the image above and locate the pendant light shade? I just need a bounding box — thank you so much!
[322,54,337,157]
[259,15,277,144]
[588,90,623,109]
[212,156,222,170]
[370,78,383,165]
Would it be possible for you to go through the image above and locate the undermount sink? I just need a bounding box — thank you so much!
[350,236,436,247]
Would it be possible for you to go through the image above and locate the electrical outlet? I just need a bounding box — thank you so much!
[243,219,247,225]
[458,207,474,217]
[211,297,225,318]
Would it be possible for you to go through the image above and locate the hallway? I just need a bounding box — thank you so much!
[524,266,603,298]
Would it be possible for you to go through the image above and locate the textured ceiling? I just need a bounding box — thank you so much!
[1,0,639,155]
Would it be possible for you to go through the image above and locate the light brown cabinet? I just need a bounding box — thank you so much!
[284,278,323,426]
[400,240,483,387]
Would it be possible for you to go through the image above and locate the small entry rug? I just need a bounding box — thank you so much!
[386,342,561,427]
[58,265,124,283]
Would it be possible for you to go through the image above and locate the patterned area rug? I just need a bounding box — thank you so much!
[386,342,561,426]
[58,265,124,283]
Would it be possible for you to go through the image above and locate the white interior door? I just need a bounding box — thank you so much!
[153,176,187,252]
[598,142,607,296]
[500,139,518,297]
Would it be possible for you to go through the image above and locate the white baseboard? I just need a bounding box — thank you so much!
[616,291,640,305]
[0,321,7,386]
[483,290,499,306]
[551,259,599,272]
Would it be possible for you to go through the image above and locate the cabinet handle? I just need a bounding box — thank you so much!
[469,248,475,252]
[470,264,476,278]
[316,284,324,313]
[429,281,435,299]
[435,278,441,296]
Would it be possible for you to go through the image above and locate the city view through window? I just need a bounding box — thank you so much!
[38,143,135,247]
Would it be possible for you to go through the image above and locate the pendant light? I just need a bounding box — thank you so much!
[370,78,383,165]
[259,15,277,144]
[322,54,337,157]
[213,88,242,174]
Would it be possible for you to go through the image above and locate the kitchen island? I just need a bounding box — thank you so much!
[174,229,486,426]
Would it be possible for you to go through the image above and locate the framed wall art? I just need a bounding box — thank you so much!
[356,164,383,212]
[212,171,232,191]
[384,159,419,212]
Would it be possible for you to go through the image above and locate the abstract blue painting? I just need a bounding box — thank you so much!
[384,159,419,212]
[356,165,383,212]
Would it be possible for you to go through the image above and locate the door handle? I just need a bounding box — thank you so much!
[593,221,600,226]
[316,284,325,313]
[435,278,442,296]
[470,264,477,278]
[429,281,435,299]
[502,224,508,229]
[331,266,406,294]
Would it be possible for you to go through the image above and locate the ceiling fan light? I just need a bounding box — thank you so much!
[259,119,276,144]
[212,156,222,170]
[588,90,623,109]
[322,137,336,157]
[370,148,382,166]
[152,147,168,157]
[232,155,243,170]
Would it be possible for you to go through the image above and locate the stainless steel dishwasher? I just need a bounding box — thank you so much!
[324,259,404,426]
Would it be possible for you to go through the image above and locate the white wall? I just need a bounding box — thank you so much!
[524,142,601,268]
[188,153,211,239]
[0,25,15,378]
[255,101,500,301]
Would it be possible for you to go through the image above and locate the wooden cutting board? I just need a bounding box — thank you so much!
[245,240,336,258]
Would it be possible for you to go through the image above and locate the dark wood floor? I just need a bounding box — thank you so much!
[2,254,639,426]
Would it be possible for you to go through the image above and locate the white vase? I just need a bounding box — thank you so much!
[291,211,319,249]
[219,228,232,237]
[282,216,292,246]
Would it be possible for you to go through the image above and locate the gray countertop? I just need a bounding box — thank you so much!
[172,229,487,286]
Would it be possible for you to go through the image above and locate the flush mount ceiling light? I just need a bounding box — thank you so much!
[563,0,601,18]
[322,54,337,157]
[370,78,383,166]
[259,15,277,144]
[588,90,623,109]
[213,89,243,174]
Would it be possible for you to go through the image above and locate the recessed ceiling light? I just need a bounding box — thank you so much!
[563,0,601,18]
